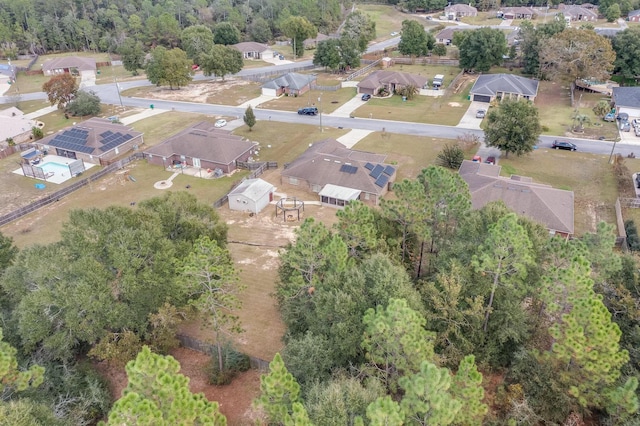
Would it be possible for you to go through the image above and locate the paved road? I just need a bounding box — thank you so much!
[2,35,636,158]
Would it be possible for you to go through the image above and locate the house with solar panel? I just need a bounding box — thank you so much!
[281,139,396,207]
[37,118,143,164]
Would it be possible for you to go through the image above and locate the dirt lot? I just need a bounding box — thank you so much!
[96,347,263,426]
[122,78,261,105]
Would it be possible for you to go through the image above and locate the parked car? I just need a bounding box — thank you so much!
[621,122,631,132]
[390,32,399,36]
[552,140,577,151]
[476,109,486,118]
[472,155,482,162]
[214,119,227,128]
[485,156,496,165]
[635,173,640,188]
[618,112,629,122]
[361,94,371,101]
[297,107,318,115]
[604,113,616,122]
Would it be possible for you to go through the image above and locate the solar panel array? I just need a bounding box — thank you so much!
[48,128,93,154]
[339,164,358,174]
[369,164,385,179]
[383,165,395,176]
[375,174,389,188]
[100,132,133,152]
[364,162,375,170]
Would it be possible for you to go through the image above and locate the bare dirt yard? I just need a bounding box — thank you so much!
[123,78,261,106]
[96,347,263,426]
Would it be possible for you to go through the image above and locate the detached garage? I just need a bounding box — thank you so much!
[228,178,275,214]
[613,87,640,118]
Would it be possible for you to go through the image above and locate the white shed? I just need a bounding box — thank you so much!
[228,178,275,214]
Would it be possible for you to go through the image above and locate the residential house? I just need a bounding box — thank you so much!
[434,26,473,45]
[228,178,275,214]
[0,107,38,144]
[498,7,537,19]
[357,70,428,96]
[261,72,316,97]
[38,118,143,164]
[143,121,256,174]
[612,87,640,117]
[459,160,574,237]
[469,73,539,103]
[42,56,96,76]
[559,5,598,21]
[231,42,273,59]
[629,9,640,22]
[444,4,478,19]
[281,139,397,207]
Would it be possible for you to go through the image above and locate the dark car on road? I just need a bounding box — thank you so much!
[552,140,577,151]
[361,94,371,101]
[297,107,318,115]
[485,156,496,165]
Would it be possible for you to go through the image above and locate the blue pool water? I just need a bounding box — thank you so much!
[38,162,70,176]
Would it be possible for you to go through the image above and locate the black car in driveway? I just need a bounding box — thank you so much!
[552,140,577,151]
[361,94,371,101]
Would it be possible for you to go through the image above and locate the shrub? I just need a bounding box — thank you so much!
[436,143,465,170]
[625,220,640,251]
[207,343,250,385]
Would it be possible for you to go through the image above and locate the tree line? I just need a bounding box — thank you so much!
[266,165,640,424]
[0,0,347,57]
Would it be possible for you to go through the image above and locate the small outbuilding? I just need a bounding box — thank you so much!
[228,178,275,214]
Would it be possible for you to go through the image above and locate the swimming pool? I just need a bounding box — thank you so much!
[38,162,70,177]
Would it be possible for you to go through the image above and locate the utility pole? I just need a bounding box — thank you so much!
[318,93,323,132]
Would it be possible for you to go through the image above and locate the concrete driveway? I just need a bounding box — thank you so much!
[457,101,487,129]
[329,94,367,118]
[79,70,96,89]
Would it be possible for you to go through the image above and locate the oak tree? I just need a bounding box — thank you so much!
[42,73,77,109]
[484,99,541,158]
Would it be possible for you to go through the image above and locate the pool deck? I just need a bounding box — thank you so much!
[12,155,97,185]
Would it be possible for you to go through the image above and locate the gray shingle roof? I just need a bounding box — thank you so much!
[42,56,96,72]
[232,42,269,53]
[445,4,477,13]
[470,74,539,98]
[144,122,256,165]
[435,26,473,41]
[282,139,393,195]
[459,160,574,235]
[357,70,428,91]
[262,73,315,91]
[629,9,640,16]
[613,87,640,108]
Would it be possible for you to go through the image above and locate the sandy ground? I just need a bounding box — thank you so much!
[133,79,256,104]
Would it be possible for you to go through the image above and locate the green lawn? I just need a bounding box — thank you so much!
[95,64,147,85]
[459,12,504,26]
[233,122,350,164]
[353,132,463,180]
[358,4,437,40]
[353,78,472,125]
[498,149,617,236]
[242,59,272,69]
[536,81,619,139]
[15,99,51,114]
[130,111,214,147]
[5,71,64,95]
[259,87,357,114]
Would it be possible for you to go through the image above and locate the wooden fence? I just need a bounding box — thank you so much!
[345,59,382,81]
[240,65,318,83]
[176,334,270,371]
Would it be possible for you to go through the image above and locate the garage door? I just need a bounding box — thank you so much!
[473,94,491,103]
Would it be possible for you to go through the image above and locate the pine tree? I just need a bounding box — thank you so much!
[365,396,404,426]
[0,327,44,394]
[243,105,256,131]
[101,346,226,425]
[361,298,436,392]
[450,355,488,425]
[256,353,307,424]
